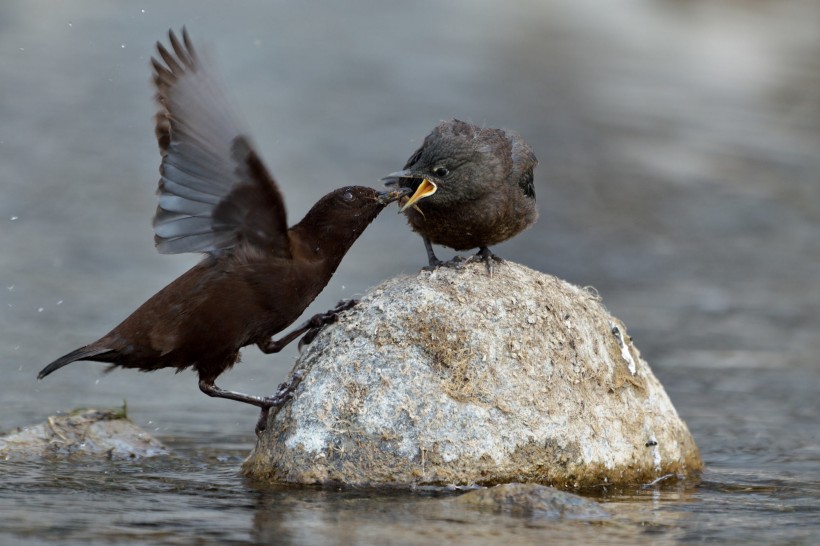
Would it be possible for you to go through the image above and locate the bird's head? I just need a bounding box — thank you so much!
[293,186,409,253]
[382,119,535,212]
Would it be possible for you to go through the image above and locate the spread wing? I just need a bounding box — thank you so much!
[151,28,289,257]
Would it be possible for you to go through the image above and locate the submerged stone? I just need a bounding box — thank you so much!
[0,407,169,459]
[244,262,702,487]
[453,483,610,520]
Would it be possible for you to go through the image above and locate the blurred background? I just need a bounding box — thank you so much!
[0,0,818,542]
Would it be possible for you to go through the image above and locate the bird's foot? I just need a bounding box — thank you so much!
[297,299,359,350]
[423,255,474,271]
[421,238,449,271]
[424,254,490,272]
[255,369,307,436]
[421,256,448,271]
[445,255,470,268]
[258,300,359,355]
[463,247,503,276]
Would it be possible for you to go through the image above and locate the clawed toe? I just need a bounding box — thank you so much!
[423,249,502,275]
[423,255,469,271]
[422,257,448,271]
[297,300,359,351]
[469,247,503,275]
[255,407,270,437]
[254,369,307,435]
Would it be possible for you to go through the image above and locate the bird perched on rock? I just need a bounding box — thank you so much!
[384,119,538,273]
[38,28,406,433]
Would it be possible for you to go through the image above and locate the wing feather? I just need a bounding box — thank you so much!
[151,27,289,257]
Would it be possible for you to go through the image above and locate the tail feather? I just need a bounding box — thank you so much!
[37,347,113,380]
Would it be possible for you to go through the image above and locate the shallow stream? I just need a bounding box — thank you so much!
[1,2,818,543]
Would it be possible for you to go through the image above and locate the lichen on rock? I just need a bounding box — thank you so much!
[243,261,702,487]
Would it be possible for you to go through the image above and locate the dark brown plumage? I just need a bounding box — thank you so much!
[37,28,404,431]
[384,119,538,272]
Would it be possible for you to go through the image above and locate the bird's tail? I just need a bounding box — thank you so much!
[37,346,112,380]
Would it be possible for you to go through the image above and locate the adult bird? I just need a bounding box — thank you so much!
[38,28,405,433]
[384,119,538,273]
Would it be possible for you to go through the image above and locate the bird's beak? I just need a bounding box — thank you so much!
[376,187,412,205]
[381,169,439,212]
[399,178,437,212]
[381,169,415,187]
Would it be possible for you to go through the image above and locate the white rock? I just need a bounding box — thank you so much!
[244,262,702,487]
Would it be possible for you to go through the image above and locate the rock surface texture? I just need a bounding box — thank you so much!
[0,408,168,459]
[243,262,702,487]
[453,483,611,520]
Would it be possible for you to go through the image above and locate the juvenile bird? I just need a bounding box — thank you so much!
[38,28,405,433]
[384,119,538,273]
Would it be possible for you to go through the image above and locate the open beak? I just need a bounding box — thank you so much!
[399,178,437,212]
[381,169,440,213]
[381,169,415,188]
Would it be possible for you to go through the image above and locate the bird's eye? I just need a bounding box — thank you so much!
[433,166,449,177]
[343,191,354,202]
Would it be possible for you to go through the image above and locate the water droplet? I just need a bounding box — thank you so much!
[10,216,18,221]
[7,285,14,291]
[56,300,63,305]
[68,22,73,27]
[94,379,100,385]
[141,9,145,14]
[37,307,44,313]
[121,43,126,49]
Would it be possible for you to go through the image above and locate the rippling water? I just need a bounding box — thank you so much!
[1,1,818,543]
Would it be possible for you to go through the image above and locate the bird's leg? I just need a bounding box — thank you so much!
[423,237,477,271]
[255,369,306,436]
[251,300,359,435]
[257,299,359,354]
[199,369,307,436]
[423,237,473,271]
[199,379,268,408]
[464,246,503,276]
[422,237,446,270]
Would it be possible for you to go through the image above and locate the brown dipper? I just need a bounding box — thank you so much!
[384,119,538,273]
[37,28,406,433]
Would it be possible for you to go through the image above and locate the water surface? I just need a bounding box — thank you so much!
[1,1,818,543]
